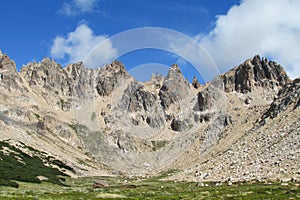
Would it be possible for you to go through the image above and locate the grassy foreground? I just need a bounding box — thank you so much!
[0,175,299,200]
[1,140,299,199]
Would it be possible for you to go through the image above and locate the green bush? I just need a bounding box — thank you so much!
[0,140,71,187]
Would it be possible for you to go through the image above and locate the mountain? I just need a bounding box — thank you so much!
[0,50,299,183]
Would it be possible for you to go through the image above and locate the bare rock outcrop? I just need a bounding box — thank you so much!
[118,81,165,129]
[159,64,190,110]
[214,55,290,93]
[20,58,72,96]
[118,81,156,112]
[65,62,96,100]
[192,76,201,89]
[263,78,300,119]
[194,85,224,112]
[0,52,26,91]
[96,61,128,96]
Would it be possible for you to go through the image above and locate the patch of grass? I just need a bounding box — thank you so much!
[68,122,104,160]
[68,122,87,136]
[146,169,180,182]
[0,176,299,199]
[91,112,96,122]
[151,140,168,151]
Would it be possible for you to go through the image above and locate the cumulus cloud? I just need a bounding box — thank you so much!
[60,0,99,16]
[50,24,117,68]
[201,0,300,79]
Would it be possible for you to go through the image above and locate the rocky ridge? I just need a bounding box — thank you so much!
[0,51,299,182]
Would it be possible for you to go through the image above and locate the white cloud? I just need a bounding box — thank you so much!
[50,24,117,68]
[201,0,300,79]
[60,0,98,16]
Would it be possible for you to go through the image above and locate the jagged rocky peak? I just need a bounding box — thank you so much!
[0,52,24,91]
[149,72,165,84]
[262,78,300,120]
[159,64,190,110]
[96,60,129,97]
[20,58,71,96]
[166,64,184,80]
[65,62,97,100]
[143,73,165,92]
[101,60,128,75]
[192,76,201,89]
[22,57,62,73]
[216,55,291,93]
[64,61,86,80]
[20,57,62,82]
[0,51,17,72]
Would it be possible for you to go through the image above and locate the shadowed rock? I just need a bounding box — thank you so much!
[192,76,201,89]
[263,78,300,119]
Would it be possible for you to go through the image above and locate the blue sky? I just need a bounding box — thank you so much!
[1,0,299,82]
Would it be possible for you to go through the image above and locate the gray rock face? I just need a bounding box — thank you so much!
[65,62,95,100]
[170,117,190,132]
[145,115,165,129]
[96,61,128,96]
[263,78,300,119]
[200,114,231,154]
[194,85,224,112]
[194,112,214,123]
[118,81,165,129]
[215,55,291,93]
[118,81,156,112]
[159,64,190,110]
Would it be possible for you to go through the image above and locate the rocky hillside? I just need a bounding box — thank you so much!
[0,50,299,183]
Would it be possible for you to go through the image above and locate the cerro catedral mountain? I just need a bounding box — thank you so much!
[0,50,299,185]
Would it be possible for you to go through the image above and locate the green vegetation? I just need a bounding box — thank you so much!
[68,121,86,135]
[0,175,299,199]
[91,112,96,121]
[33,113,40,120]
[151,140,168,151]
[68,121,105,160]
[58,99,70,111]
[0,140,72,188]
